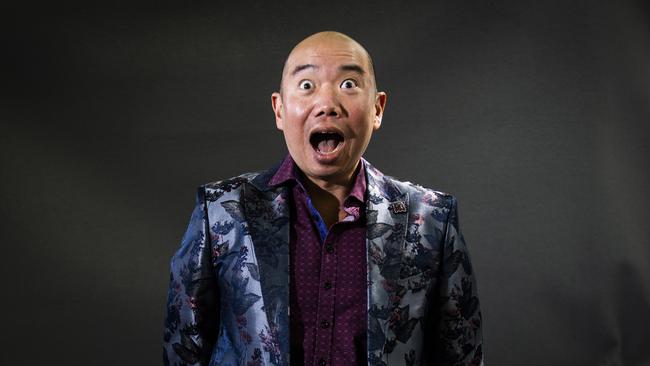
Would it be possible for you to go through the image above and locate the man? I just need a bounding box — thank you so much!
[163,31,483,366]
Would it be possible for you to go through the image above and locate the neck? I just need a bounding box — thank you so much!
[299,161,360,229]
[301,161,359,205]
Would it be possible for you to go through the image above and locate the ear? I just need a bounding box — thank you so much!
[373,91,387,131]
[271,92,284,130]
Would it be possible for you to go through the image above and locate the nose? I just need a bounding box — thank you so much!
[315,106,339,118]
[313,85,345,119]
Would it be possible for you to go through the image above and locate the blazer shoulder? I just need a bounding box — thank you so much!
[198,170,264,202]
[384,174,456,210]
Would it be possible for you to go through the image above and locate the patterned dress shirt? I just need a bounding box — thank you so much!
[269,154,368,366]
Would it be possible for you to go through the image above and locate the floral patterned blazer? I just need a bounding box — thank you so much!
[163,157,483,366]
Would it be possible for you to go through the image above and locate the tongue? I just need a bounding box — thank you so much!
[317,139,338,153]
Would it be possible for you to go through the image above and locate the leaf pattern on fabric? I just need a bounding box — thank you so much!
[246,348,263,366]
[163,157,482,366]
[259,324,282,365]
[246,262,260,281]
[367,222,393,240]
[367,209,379,224]
[458,278,480,321]
[233,292,262,316]
[222,200,246,222]
[172,328,202,364]
[212,240,231,261]
[444,249,473,278]
[212,220,235,235]
[405,223,422,244]
[390,305,419,342]
[431,206,448,221]
[368,310,387,351]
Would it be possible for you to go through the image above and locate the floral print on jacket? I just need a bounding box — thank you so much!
[163,157,483,365]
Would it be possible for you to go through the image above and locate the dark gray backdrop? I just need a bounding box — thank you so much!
[2,1,649,365]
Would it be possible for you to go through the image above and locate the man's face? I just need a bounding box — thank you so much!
[271,35,387,186]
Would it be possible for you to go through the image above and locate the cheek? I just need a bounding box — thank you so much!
[348,104,377,135]
[284,97,310,120]
[281,106,306,140]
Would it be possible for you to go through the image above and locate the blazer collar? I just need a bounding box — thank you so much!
[249,155,404,202]
[249,158,284,192]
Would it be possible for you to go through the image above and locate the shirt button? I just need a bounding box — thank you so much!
[320,320,330,328]
[324,281,332,290]
[325,243,334,253]
[318,359,326,366]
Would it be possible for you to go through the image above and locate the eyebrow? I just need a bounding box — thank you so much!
[339,64,366,75]
[290,64,318,76]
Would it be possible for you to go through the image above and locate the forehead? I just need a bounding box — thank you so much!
[283,38,370,77]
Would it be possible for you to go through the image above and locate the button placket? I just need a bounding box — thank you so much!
[313,232,337,364]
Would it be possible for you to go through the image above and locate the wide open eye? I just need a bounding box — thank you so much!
[340,79,358,89]
[299,80,314,90]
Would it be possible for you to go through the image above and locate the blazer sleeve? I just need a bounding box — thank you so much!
[430,196,483,365]
[163,187,220,365]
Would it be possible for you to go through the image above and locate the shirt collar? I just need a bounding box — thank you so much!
[269,153,366,204]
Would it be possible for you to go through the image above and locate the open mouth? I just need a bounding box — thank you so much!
[309,131,344,154]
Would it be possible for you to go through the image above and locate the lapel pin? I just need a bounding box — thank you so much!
[389,201,407,214]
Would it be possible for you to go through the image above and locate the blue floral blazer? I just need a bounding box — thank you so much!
[163,158,483,366]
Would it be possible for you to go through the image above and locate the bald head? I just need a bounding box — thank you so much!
[279,31,377,94]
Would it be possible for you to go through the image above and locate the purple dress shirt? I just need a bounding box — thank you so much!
[269,154,368,366]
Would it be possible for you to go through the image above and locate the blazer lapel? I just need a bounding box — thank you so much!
[245,167,291,365]
[364,158,410,365]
